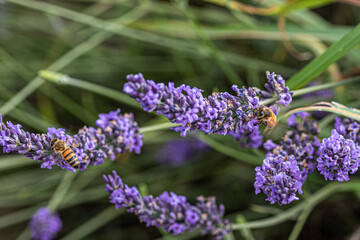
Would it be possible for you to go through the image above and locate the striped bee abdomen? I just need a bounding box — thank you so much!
[62,147,79,169]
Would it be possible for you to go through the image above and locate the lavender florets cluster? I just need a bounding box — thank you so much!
[256,112,321,204]
[123,72,293,143]
[29,207,62,240]
[74,109,143,168]
[229,125,263,148]
[334,117,360,144]
[103,170,230,239]
[156,138,208,167]
[0,109,143,171]
[254,149,303,205]
[317,129,360,182]
[254,71,294,113]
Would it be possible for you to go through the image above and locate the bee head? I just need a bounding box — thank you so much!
[51,139,66,151]
[264,109,271,117]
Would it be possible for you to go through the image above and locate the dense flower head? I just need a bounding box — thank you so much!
[334,117,360,144]
[0,109,143,171]
[263,112,321,183]
[317,129,360,182]
[29,207,62,240]
[124,72,293,141]
[254,148,303,205]
[156,138,208,166]
[103,170,230,239]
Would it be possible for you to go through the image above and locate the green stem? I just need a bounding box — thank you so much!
[0,3,148,117]
[175,0,243,85]
[47,171,77,211]
[259,76,360,105]
[6,0,197,54]
[198,135,263,165]
[231,181,360,230]
[61,207,123,240]
[39,71,141,109]
[140,122,180,134]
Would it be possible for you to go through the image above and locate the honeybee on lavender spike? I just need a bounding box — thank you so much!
[50,138,79,169]
[254,106,277,128]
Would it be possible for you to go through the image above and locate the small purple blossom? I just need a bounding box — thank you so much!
[317,129,360,182]
[334,117,360,144]
[124,72,292,138]
[103,170,230,239]
[29,207,62,240]
[229,124,263,148]
[156,138,208,167]
[254,149,303,205]
[254,71,294,113]
[0,109,143,171]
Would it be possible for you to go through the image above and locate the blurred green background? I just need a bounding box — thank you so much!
[0,0,360,239]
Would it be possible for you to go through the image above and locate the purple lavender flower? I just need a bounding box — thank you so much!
[103,170,230,239]
[317,129,360,182]
[123,72,292,138]
[254,71,294,114]
[254,149,303,205]
[156,138,208,167]
[0,109,143,171]
[334,117,360,144]
[261,112,321,184]
[29,207,62,240]
[74,109,143,168]
[229,124,263,148]
[0,114,76,171]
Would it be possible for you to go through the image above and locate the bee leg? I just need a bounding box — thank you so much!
[260,121,268,127]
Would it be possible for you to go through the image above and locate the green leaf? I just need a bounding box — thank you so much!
[280,101,360,121]
[287,23,360,89]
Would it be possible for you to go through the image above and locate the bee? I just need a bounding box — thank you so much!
[254,106,277,128]
[50,138,79,169]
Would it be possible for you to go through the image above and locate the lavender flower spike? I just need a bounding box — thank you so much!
[124,72,293,138]
[29,207,62,240]
[73,109,143,168]
[254,149,303,205]
[0,109,143,171]
[103,170,230,239]
[317,129,360,182]
[0,114,76,171]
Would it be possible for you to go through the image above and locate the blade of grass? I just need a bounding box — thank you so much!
[280,101,360,122]
[0,156,34,171]
[175,0,243,85]
[0,3,148,116]
[61,207,124,240]
[287,23,360,89]
[39,71,141,109]
[198,135,263,165]
[260,76,360,105]
[231,181,360,230]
